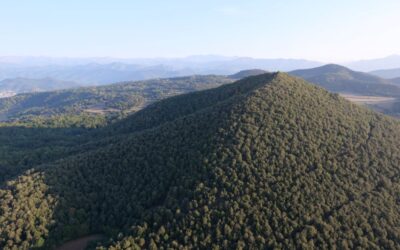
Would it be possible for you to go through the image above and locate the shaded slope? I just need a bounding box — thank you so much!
[107,74,274,134]
[1,73,400,249]
[290,64,400,97]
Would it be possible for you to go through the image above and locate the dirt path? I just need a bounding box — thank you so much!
[56,234,103,250]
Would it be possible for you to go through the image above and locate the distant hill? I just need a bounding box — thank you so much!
[1,73,400,249]
[0,77,81,94]
[392,77,400,85]
[346,54,400,71]
[370,68,400,79]
[228,69,268,79]
[0,75,233,123]
[290,64,400,97]
[206,57,322,73]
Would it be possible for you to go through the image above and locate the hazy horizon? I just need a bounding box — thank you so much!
[1,54,400,65]
[2,0,400,62]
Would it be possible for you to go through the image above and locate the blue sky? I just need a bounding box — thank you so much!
[1,0,399,61]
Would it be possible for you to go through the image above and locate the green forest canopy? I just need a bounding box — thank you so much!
[0,73,400,249]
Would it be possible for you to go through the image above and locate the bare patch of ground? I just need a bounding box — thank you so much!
[83,108,120,114]
[56,234,103,250]
[83,103,120,114]
[340,94,396,104]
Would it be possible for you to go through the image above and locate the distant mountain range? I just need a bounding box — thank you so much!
[345,55,400,72]
[0,55,323,70]
[1,55,400,85]
[0,56,322,84]
[0,77,81,94]
[0,63,193,85]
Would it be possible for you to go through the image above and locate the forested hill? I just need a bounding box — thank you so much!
[290,64,400,97]
[1,73,400,249]
[0,75,233,125]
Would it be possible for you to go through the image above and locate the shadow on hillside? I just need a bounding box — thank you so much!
[0,125,94,185]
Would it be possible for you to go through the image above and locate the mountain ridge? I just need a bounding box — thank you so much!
[345,54,400,71]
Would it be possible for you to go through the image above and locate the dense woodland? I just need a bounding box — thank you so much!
[0,73,400,249]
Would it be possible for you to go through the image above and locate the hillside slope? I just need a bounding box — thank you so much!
[290,64,400,97]
[1,73,400,249]
[0,75,232,123]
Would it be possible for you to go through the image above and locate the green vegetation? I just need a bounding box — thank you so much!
[0,75,233,184]
[0,73,400,249]
[0,75,233,124]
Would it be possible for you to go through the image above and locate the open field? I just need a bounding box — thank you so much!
[340,93,400,118]
[340,94,397,104]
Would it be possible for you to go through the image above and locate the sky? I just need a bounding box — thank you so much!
[1,0,399,62]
